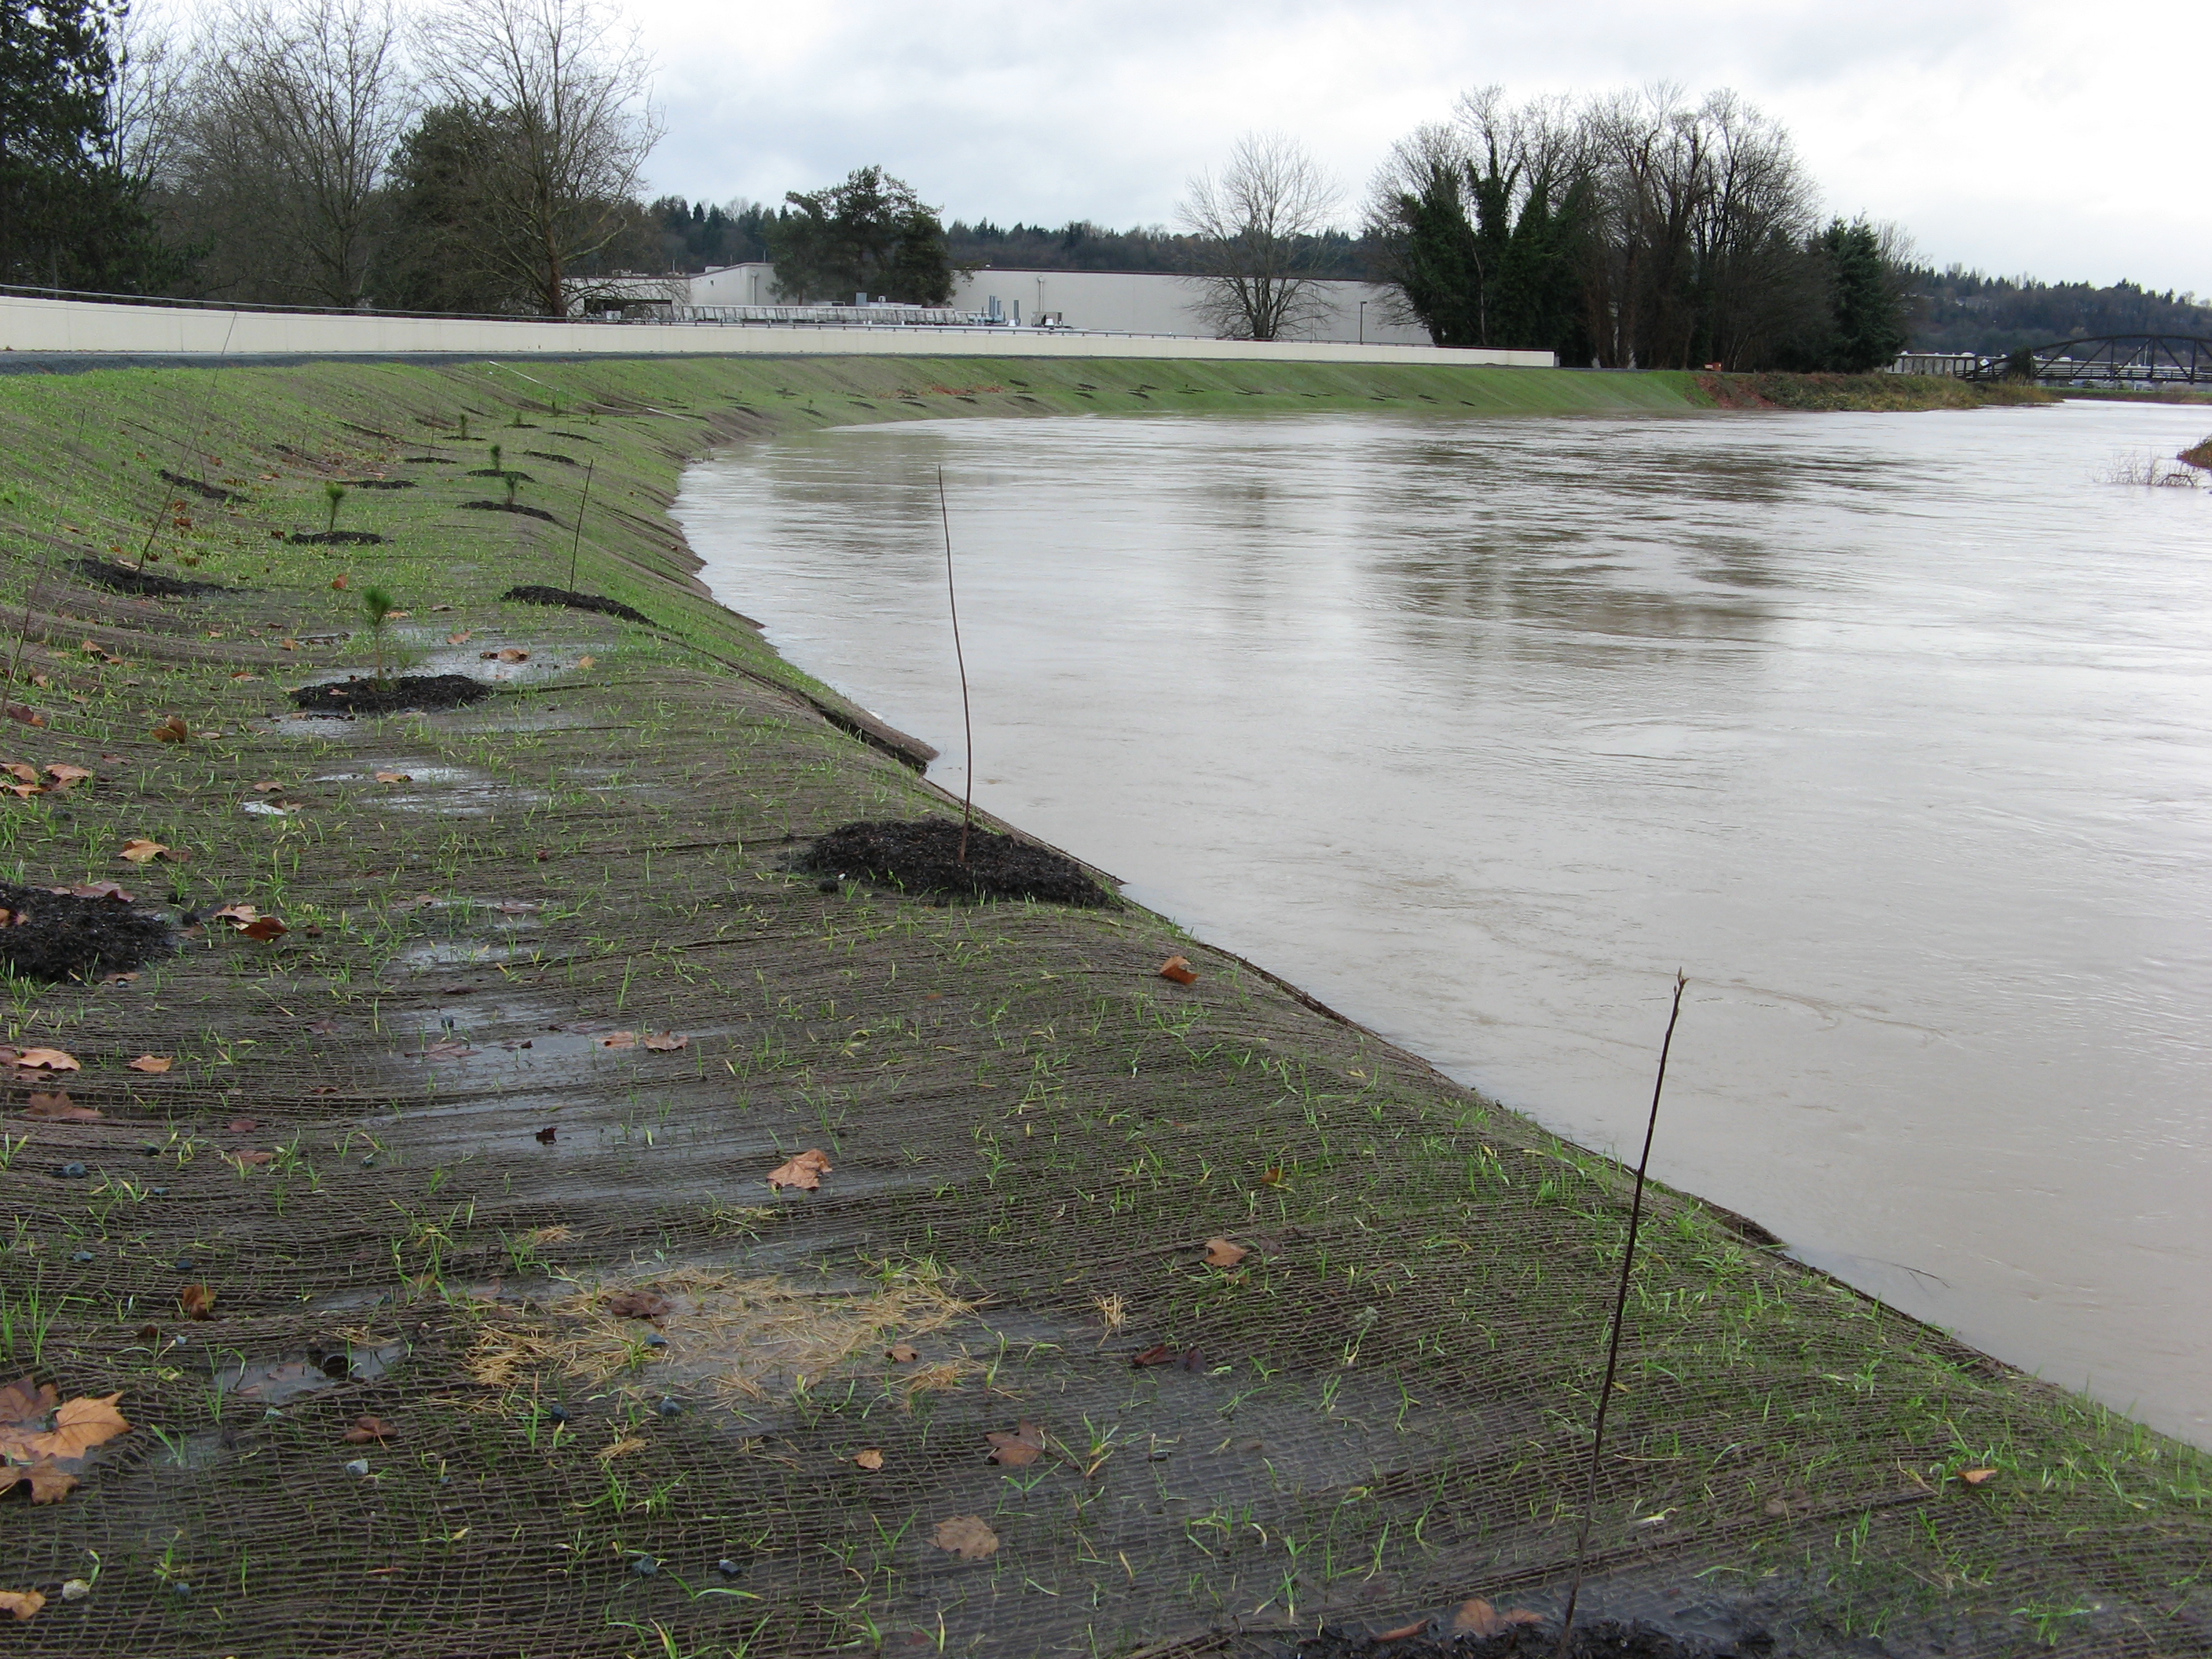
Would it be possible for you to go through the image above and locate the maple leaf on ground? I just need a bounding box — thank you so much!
[149,716,189,744]
[597,1031,637,1049]
[118,838,169,864]
[1158,955,1198,985]
[66,881,130,901]
[932,1516,998,1560]
[373,771,412,783]
[767,1148,832,1192]
[238,917,288,941]
[1203,1238,1248,1269]
[642,1032,687,1052]
[0,1459,79,1503]
[606,1291,670,1320]
[23,1093,98,1121]
[14,1048,78,1072]
[885,1342,918,1364]
[853,1448,884,1470]
[577,655,596,670]
[1452,1599,1542,1637]
[534,1125,557,1143]
[986,1420,1046,1467]
[1960,1467,1998,1486]
[226,1117,257,1134]
[0,1589,46,1620]
[127,1055,172,1074]
[342,1415,397,1444]
[250,781,285,793]
[1374,1621,1430,1643]
[212,903,260,923]
[43,764,91,790]
[232,1150,273,1166]
[178,1284,215,1320]
[2,762,36,784]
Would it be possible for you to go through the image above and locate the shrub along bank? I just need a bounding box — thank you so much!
[0,354,2194,1659]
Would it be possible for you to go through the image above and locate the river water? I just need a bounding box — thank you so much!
[672,399,2212,1446]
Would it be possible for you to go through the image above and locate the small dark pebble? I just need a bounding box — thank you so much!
[150,1185,168,1196]
[174,1257,193,1271]
[656,1397,683,1418]
[71,1250,93,1262]
[644,1334,668,1349]
[141,1144,160,1155]
[630,1556,660,1578]
[57,1162,86,1178]
[817,878,838,893]
[716,1558,742,1577]
[361,1156,375,1167]
[547,1404,569,1423]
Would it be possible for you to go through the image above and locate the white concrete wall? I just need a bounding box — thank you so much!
[0,292,1551,368]
[683,262,1431,345]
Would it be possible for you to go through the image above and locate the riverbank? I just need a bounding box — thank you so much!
[0,357,2201,1659]
[1700,371,2054,411]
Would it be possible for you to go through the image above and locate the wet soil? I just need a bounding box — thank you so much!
[0,880,172,980]
[798,817,1114,906]
[1297,1619,1760,1659]
[72,556,233,599]
[501,584,653,625]
[287,673,493,715]
[289,529,386,546]
[463,500,559,523]
[157,469,243,504]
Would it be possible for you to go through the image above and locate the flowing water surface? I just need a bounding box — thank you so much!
[673,400,2212,1445]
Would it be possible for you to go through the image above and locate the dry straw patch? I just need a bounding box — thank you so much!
[468,1266,979,1404]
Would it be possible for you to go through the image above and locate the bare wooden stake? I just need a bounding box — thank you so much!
[566,459,595,592]
[1555,969,1688,1657]
[937,467,976,864]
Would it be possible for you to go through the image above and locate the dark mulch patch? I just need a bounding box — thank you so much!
[401,456,444,463]
[0,881,172,981]
[523,450,579,466]
[798,819,1112,907]
[158,468,243,504]
[343,478,415,489]
[289,675,493,716]
[549,431,600,443]
[462,500,559,524]
[1298,1619,1756,1659]
[465,468,536,482]
[289,530,386,545]
[501,584,653,626]
[72,557,231,599]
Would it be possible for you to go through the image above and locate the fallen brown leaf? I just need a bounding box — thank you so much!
[534,1124,557,1143]
[238,917,288,941]
[490,647,529,662]
[419,1039,475,1060]
[853,1448,884,1470]
[986,1419,1046,1467]
[225,1117,257,1134]
[447,631,473,645]
[44,764,91,790]
[212,903,260,922]
[250,780,285,793]
[23,1093,97,1122]
[577,654,595,669]
[14,1047,78,1072]
[0,1459,79,1503]
[178,1284,215,1320]
[932,1515,999,1560]
[1450,1599,1542,1637]
[118,837,168,863]
[1374,1621,1429,1643]
[22,1393,130,1460]
[1131,1343,1176,1368]
[330,575,349,590]
[342,1415,397,1444]
[126,1054,172,1074]
[149,716,189,743]
[372,771,412,783]
[2,705,47,728]
[0,1589,46,1621]
[597,1031,637,1049]
[886,1342,918,1364]
[767,1148,833,1192]
[2,782,45,798]
[278,639,299,650]
[230,672,260,682]
[67,881,131,901]
[1203,1238,1248,1269]
[2,762,35,785]
[642,1031,687,1051]
[233,1150,273,1166]
[606,1291,670,1320]
[1960,1467,1998,1486]
[1158,955,1198,985]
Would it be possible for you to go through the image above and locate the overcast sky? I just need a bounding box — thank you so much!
[633,0,2203,293]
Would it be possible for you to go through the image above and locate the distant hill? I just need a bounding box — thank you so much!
[1907,267,2212,353]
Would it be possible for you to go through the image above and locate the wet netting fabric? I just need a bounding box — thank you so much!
[0,359,2203,1659]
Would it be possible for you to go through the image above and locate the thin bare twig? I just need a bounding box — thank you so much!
[1555,969,1687,1656]
[567,459,595,592]
[937,467,975,864]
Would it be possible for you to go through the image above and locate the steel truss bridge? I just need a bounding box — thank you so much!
[1962,334,2212,385]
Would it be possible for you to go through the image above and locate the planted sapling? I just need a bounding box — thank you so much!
[360,586,397,687]
[324,481,347,535]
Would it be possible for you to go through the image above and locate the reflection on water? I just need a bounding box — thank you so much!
[674,401,2212,1445]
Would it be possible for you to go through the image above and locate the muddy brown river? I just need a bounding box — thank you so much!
[675,400,2212,1446]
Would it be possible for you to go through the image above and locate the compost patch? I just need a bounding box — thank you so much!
[288,674,492,715]
[157,469,241,504]
[1296,1619,1749,1659]
[800,819,1112,906]
[0,880,171,981]
[72,557,230,599]
[463,500,559,523]
[501,584,653,626]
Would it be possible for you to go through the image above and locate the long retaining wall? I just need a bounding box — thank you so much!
[0,291,1551,367]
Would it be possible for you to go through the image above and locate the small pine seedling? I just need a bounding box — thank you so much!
[360,585,397,686]
[324,481,347,535]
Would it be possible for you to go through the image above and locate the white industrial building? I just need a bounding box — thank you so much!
[614,262,1434,347]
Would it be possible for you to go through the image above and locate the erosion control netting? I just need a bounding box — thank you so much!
[798,816,1115,906]
[502,584,655,626]
[0,363,2203,1659]
[71,557,233,599]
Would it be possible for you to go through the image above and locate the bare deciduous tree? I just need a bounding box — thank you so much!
[1177,133,1341,341]
[101,5,194,188]
[417,0,659,317]
[174,0,412,306]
